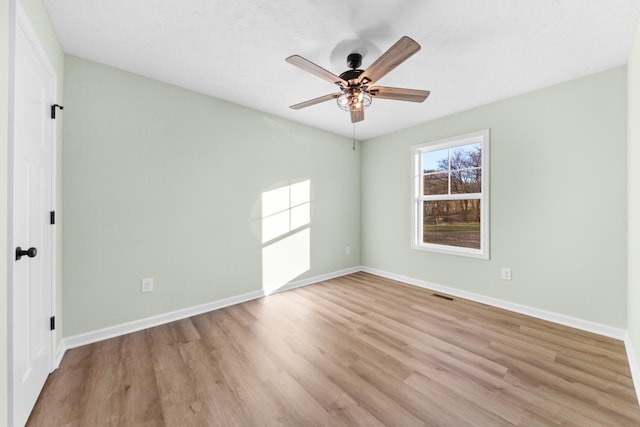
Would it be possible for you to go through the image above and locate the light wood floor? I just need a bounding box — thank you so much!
[28,272,640,426]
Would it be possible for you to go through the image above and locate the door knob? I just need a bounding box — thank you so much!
[15,246,37,261]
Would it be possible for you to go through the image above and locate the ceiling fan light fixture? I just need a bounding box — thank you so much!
[286,36,428,123]
[337,88,372,112]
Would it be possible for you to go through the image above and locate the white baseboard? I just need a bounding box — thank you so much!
[64,289,265,351]
[624,332,640,406]
[62,266,361,352]
[360,266,627,340]
[271,266,361,294]
[54,341,65,369]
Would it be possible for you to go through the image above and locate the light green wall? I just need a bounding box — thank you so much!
[62,56,361,336]
[1,1,11,424]
[362,67,628,328]
[628,17,640,388]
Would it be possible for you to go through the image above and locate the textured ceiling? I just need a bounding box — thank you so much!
[44,0,640,140]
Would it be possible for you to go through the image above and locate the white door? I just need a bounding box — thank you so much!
[11,8,56,427]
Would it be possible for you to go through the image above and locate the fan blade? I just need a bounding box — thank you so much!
[369,86,430,102]
[290,93,340,110]
[359,36,421,85]
[350,109,364,123]
[286,55,348,87]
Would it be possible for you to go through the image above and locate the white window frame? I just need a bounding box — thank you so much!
[411,129,490,259]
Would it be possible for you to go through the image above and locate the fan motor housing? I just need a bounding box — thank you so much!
[340,53,364,82]
[339,69,364,81]
[347,53,362,69]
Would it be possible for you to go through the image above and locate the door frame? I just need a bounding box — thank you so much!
[8,3,58,425]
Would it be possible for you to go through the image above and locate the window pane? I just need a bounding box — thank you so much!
[424,173,448,195]
[422,149,448,173]
[451,143,481,169]
[451,169,481,194]
[422,200,481,249]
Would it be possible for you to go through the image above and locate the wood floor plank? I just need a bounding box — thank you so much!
[27,272,640,426]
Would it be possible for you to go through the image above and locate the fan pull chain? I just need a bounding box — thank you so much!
[352,123,356,151]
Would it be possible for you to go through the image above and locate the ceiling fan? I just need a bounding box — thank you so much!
[286,36,430,123]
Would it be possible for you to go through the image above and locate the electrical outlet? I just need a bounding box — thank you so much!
[501,267,512,281]
[345,246,351,255]
[141,277,154,293]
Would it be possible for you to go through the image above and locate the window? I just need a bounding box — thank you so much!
[412,129,490,259]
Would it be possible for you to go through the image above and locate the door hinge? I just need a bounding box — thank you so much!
[50,211,55,225]
[50,316,55,331]
[51,104,64,119]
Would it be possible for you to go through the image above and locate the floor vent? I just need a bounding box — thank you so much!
[432,293,454,301]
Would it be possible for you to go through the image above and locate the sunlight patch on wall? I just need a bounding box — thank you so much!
[262,228,310,295]
[261,180,311,294]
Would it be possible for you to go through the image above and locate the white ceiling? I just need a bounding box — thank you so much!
[43,0,640,140]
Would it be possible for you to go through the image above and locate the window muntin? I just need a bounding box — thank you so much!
[412,130,489,259]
